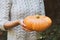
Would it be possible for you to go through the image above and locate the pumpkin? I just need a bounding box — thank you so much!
[23,15,52,32]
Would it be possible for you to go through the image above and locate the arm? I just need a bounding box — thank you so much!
[4,20,20,30]
[4,19,31,32]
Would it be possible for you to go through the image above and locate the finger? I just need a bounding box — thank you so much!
[20,19,26,27]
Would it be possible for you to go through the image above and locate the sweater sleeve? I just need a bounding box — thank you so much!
[0,0,11,31]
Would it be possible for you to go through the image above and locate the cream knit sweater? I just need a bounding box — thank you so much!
[0,0,45,40]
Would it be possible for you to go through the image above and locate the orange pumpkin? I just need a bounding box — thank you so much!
[23,15,52,32]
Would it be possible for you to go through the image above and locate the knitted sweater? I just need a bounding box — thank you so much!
[0,0,45,40]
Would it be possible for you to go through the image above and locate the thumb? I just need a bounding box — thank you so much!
[20,19,26,27]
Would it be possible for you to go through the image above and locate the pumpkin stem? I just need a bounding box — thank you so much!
[36,15,40,19]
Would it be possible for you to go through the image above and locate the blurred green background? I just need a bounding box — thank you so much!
[0,0,60,40]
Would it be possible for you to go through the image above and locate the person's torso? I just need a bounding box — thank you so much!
[8,0,45,40]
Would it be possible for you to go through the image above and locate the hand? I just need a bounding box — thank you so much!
[20,19,32,32]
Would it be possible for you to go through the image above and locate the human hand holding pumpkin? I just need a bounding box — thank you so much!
[19,14,52,32]
[19,19,32,32]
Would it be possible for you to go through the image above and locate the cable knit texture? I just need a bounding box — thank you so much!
[0,0,45,40]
